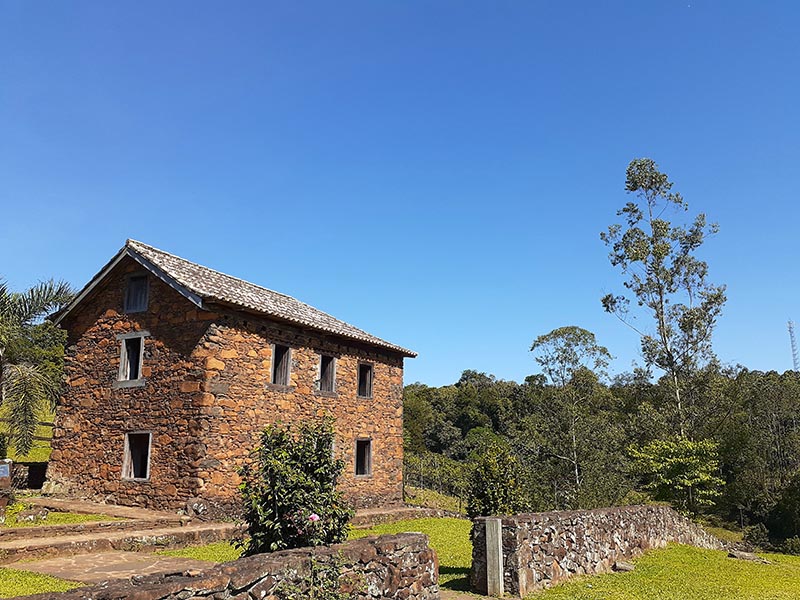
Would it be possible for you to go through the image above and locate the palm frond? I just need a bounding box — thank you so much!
[1,363,58,456]
[10,279,75,325]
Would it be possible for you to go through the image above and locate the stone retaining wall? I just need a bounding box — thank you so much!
[21,533,439,600]
[471,504,722,596]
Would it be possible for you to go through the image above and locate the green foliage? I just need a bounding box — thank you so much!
[742,523,770,550]
[466,441,526,518]
[782,537,800,556]
[601,158,726,436]
[767,471,800,540]
[237,418,354,555]
[630,437,724,515]
[403,451,468,503]
[0,279,73,456]
[0,434,6,460]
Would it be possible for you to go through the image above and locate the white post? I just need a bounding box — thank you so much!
[486,517,504,597]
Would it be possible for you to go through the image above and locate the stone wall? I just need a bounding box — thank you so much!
[47,256,405,512]
[20,533,439,600]
[471,505,723,596]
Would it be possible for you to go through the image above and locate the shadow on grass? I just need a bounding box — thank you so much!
[440,566,471,591]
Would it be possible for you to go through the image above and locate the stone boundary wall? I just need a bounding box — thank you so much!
[471,504,722,596]
[20,533,439,600]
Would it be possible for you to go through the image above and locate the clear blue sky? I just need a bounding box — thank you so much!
[2,1,799,386]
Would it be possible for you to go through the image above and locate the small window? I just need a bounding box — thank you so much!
[357,363,373,398]
[123,432,151,480]
[124,275,149,313]
[271,344,291,386]
[319,355,335,393]
[119,336,144,381]
[355,439,372,476]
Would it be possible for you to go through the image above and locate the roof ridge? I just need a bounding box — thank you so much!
[125,239,415,356]
[127,239,314,308]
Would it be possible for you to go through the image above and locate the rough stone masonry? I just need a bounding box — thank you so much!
[471,504,723,596]
[46,241,414,514]
[19,532,440,600]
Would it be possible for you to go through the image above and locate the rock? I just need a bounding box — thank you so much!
[613,561,636,572]
[728,550,770,564]
[16,507,49,523]
[186,496,210,519]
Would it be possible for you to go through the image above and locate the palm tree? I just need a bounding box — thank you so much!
[0,279,74,456]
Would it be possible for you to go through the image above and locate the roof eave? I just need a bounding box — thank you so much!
[54,245,204,326]
[205,298,417,358]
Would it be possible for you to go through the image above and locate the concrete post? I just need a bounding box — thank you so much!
[486,517,504,597]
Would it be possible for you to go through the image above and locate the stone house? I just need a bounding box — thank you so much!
[45,240,415,512]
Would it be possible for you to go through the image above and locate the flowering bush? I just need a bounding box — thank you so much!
[238,418,354,555]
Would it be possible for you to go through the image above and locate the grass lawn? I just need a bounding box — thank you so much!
[403,486,466,515]
[535,544,800,600]
[1,503,119,528]
[158,539,242,563]
[0,568,82,598]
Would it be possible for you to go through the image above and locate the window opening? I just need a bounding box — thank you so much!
[357,363,373,398]
[271,344,291,386]
[123,432,151,480]
[120,337,143,381]
[355,439,372,476]
[319,355,335,393]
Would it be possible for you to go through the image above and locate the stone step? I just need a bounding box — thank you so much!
[0,517,184,543]
[0,522,242,564]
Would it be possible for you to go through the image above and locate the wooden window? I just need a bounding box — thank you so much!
[355,439,372,476]
[319,355,335,393]
[118,335,145,382]
[123,432,151,480]
[271,344,291,386]
[124,275,149,313]
[357,363,373,398]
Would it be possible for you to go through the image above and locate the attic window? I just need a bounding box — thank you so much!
[319,355,335,393]
[355,439,372,476]
[357,363,373,398]
[124,275,148,313]
[123,432,151,480]
[271,344,291,386]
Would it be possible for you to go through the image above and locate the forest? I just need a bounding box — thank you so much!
[403,158,800,550]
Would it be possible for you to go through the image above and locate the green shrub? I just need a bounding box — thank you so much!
[466,441,526,518]
[782,536,800,555]
[768,472,800,540]
[629,437,724,516]
[238,418,354,555]
[742,523,770,550]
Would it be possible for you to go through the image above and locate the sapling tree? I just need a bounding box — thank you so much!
[530,326,613,508]
[601,158,726,437]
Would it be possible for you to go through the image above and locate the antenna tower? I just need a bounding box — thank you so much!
[789,320,800,372]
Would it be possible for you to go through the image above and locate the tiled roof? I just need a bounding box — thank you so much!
[126,240,416,357]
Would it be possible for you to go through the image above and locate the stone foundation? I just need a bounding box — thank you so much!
[471,505,723,596]
[20,533,439,600]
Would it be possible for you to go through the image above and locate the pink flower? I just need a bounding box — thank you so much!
[308,513,320,522]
